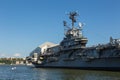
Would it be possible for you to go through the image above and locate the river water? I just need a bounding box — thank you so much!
[0,65,120,80]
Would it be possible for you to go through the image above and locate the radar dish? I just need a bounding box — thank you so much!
[79,22,83,28]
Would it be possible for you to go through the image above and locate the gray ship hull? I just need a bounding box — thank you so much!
[27,12,120,71]
[33,57,120,71]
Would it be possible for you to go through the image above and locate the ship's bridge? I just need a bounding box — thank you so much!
[60,27,88,50]
[65,27,82,39]
[60,12,88,50]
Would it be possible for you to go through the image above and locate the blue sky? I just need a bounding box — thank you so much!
[0,0,120,57]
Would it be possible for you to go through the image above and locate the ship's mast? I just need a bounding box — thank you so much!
[61,11,88,49]
[63,11,83,37]
[69,11,79,28]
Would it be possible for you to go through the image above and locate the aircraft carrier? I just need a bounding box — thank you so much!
[27,12,120,71]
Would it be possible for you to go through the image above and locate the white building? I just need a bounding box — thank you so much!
[29,42,59,58]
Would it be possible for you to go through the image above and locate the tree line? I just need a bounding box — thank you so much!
[0,58,25,64]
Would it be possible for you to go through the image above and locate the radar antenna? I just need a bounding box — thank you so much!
[69,11,79,28]
[63,20,71,35]
[63,21,67,26]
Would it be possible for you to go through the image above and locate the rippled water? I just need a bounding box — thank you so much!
[0,65,120,80]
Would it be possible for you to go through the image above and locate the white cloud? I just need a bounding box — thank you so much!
[0,54,6,57]
[0,53,22,58]
[13,53,21,57]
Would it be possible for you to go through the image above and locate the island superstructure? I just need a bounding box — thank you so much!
[26,12,120,71]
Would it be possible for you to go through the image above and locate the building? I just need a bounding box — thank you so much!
[29,42,59,61]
